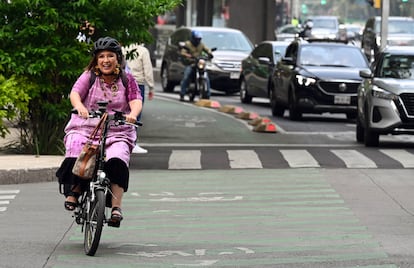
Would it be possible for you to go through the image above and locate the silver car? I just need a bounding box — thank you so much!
[357,46,414,146]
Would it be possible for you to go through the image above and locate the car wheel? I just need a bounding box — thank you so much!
[288,90,302,121]
[240,79,252,104]
[356,116,364,143]
[270,87,284,116]
[161,64,175,92]
[364,108,379,147]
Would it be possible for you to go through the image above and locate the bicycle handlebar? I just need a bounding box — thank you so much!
[71,108,143,127]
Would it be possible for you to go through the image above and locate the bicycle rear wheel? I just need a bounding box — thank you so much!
[84,189,105,256]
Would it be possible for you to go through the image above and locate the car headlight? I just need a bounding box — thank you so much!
[206,60,222,71]
[296,75,316,86]
[371,85,397,100]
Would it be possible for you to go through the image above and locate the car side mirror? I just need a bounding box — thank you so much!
[281,57,295,65]
[359,69,373,78]
[258,56,271,65]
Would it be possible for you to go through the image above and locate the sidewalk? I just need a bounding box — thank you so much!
[0,128,64,185]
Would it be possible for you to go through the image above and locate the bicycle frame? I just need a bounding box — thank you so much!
[72,101,141,256]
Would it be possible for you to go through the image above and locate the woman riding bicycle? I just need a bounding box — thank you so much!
[56,36,142,227]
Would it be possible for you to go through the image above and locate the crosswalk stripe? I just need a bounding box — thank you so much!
[380,149,414,168]
[280,150,320,168]
[331,150,377,168]
[0,195,16,200]
[0,201,10,205]
[0,190,20,194]
[227,150,262,169]
[168,150,201,169]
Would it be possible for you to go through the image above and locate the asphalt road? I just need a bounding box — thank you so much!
[1,169,413,267]
[1,90,414,267]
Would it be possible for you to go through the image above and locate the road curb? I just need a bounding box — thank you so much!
[0,168,58,185]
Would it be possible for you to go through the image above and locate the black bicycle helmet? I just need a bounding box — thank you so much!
[93,36,122,57]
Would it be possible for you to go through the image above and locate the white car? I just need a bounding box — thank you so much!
[357,46,414,146]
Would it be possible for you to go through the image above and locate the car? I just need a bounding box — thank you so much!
[239,41,290,104]
[308,16,347,41]
[274,24,301,42]
[361,16,414,61]
[160,26,254,94]
[356,46,414,147]
[270,39,370,120]
[344,24,363,42]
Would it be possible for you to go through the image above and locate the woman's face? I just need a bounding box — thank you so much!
[97,50,118,75]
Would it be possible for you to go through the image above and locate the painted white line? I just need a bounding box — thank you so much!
[168,150,201,169]
[380,149,414,168]
[280,149,320,168]
[138,143,361,148]
[0,207,6,212]
[227,150,262,169]
[0,195,15,200]
[331,149,377,168]
[0,201,10,205]
[0,190,20,194]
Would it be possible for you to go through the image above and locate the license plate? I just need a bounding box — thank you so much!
[230,72,240,79]
[334,95,351,104]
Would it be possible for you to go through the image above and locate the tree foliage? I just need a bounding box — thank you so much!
[0,0,181,155]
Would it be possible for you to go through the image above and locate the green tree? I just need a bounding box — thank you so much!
[0,0,181,155]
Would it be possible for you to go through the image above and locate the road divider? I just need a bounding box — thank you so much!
[218,104,244,114]
[193,100,277,133]
[235,111,260,120]
[194,99,221,108]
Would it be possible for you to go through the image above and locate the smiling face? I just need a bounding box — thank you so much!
[96,50,118,75]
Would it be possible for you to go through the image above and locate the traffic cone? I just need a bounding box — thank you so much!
[253,122,277,133]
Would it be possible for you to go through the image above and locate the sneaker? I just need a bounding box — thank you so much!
[179,95,184,102]
[132,144,148,154]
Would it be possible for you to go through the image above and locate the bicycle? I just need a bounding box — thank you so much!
[71,101,141,256]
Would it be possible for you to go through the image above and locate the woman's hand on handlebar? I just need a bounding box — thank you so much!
[124,113,137,124]
[75,105,89,119]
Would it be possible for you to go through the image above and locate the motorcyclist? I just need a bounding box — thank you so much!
[299,20,313,39]
[180,30,214,101]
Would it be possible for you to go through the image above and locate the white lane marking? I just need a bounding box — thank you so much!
[0,201,10,205]
[227,150,262,169]
[0,190,20,194]
[331,149,377,168]
[150,196,243,202]
[0,195,16,200]
[280,149,320,168]
[0,207,6,212]
[169,150,201,169]
[380,149,414,168]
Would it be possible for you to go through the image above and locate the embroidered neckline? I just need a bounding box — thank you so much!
[99,77,118,97]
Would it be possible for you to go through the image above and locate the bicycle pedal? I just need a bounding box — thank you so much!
[107,220,121,228]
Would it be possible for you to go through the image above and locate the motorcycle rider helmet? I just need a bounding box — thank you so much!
[305,20,313,29]
[191,30,203,46]
[93,36,122,62]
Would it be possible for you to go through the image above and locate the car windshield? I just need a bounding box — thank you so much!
[299,45,368,68]
[312,19,337,29]
[379,54,414,79]
[375,20,414,34]
[201,31,253,52]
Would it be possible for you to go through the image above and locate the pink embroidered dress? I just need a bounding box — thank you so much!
[64,71,141,166]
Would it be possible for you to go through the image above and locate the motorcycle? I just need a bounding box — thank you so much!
[179,42,216,101]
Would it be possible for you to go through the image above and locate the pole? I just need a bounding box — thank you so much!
[380,0,389,51]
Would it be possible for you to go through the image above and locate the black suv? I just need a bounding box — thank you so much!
[160,26,253,94]
[361,16,414,61]
[270,39,370,120]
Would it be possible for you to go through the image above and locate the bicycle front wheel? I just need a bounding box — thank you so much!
[84,189,105,256]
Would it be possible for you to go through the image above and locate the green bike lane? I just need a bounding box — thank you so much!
[48,169,405,268]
